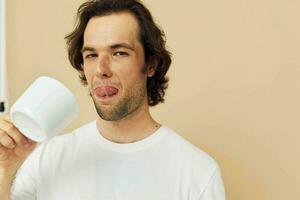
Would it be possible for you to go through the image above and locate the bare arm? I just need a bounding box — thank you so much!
[0,169,15,200]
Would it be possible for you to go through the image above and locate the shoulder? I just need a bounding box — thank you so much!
[161,126,223,196]
[162,126,219,171]
[45,120,94,144]
[46,120,95,145]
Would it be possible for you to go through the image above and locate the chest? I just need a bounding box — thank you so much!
[37,148,195,200]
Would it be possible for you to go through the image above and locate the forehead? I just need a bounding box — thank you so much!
[83,12,141,48]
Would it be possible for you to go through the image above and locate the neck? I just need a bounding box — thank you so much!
[96,101,160,144]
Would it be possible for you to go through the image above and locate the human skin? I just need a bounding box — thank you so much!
[82,12,160,144]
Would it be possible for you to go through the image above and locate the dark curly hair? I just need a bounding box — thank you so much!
[65,0,172,106]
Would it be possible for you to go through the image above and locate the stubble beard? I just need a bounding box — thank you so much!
[92,81,147,121]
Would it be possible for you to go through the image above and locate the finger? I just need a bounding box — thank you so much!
[0,113,10,121]
[0,129,16,149]
[0,120,28,147]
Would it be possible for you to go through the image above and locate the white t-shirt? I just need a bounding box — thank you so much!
[11,121,225,200]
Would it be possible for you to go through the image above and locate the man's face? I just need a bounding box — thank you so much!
[82,12,152,121]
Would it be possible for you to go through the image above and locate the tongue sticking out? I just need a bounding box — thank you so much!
[95,86,118,97]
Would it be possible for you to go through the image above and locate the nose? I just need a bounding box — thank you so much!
[96,54,113,78]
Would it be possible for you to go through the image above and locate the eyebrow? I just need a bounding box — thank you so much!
[81,43,135,54]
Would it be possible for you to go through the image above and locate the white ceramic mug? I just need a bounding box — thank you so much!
[10,76,80,142]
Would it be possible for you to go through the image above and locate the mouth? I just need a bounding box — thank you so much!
[93,86,119,101]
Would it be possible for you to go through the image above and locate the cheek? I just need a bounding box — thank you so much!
[122,71,147,91]
[83,66,93,86]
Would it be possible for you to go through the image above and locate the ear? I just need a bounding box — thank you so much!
[147,56,159,78]
[147,66,156,77]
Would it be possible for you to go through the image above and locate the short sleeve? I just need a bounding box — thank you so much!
[10,144,44,200]
[198,167,226,200]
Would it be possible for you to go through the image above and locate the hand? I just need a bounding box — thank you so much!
[0,114,37,176]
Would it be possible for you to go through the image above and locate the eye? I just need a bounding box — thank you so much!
[113,51,129,57]
[84,53,97,59]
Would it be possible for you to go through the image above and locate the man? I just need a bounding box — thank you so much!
[0,0,225,199]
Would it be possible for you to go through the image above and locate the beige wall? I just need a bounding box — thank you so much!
[6,0,300,199]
